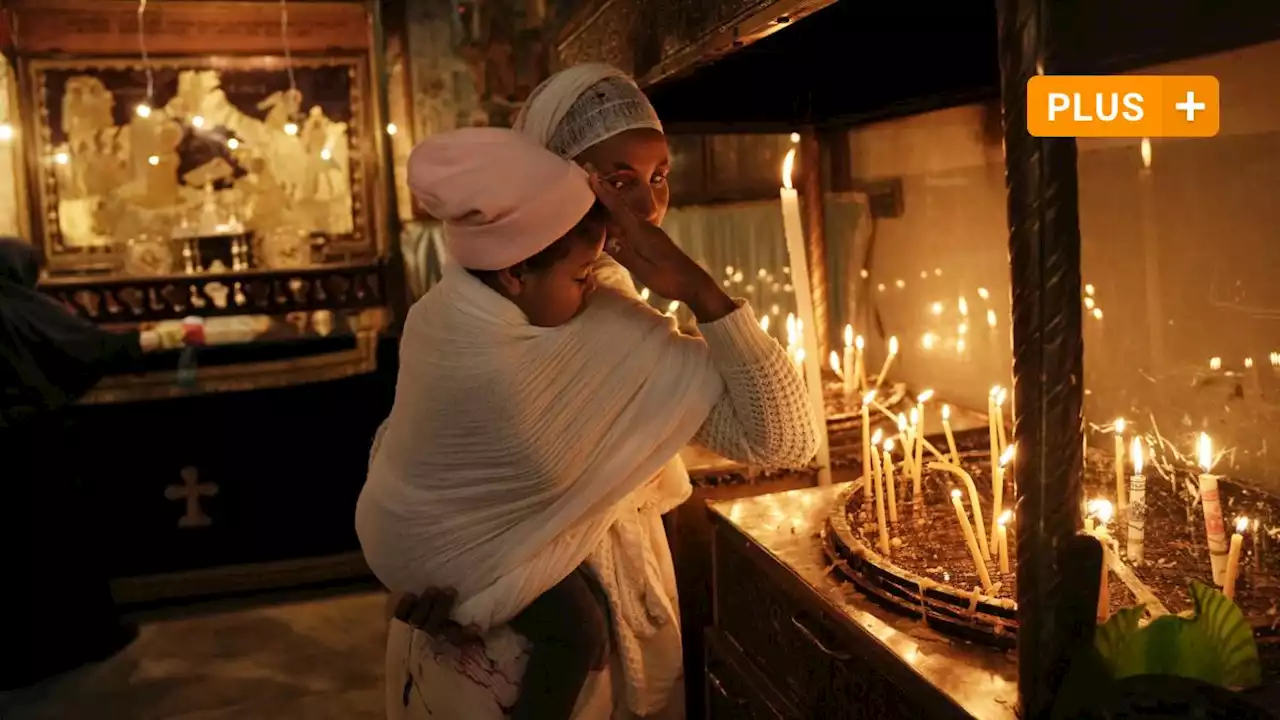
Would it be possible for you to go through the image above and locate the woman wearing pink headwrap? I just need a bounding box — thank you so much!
[365,70,811,720]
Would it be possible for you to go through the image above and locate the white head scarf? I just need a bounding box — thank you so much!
[513,63,663,159]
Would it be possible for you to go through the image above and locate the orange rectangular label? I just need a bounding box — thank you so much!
[1027,75,1219,138]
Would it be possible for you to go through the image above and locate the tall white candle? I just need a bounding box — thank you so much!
[1088,499,1114,622]
[941,404,960,464]
[1127,436,1146,564]
[929,461,991,562]
[1197,433,1229,585]
[997,510,1012,574]
[842,325,857,406]
[1114,418,1128,511]
[914,390,933,500]
[779,149,831,485]
[1224,516,1247,600]
[884,438,899,523]
[860,392,874,501]
[854,334,867,391]
[871,429,889,553]
[987,387,1001,472]
[994,388,1008,456]
[989,444,1015,551]
[951,489,993,592]
[874,336,899,391]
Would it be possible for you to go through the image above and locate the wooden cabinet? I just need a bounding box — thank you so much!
[707,509,972,720]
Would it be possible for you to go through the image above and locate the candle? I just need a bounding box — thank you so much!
[987,387,1001,470]
[1127,436,1146,564]
[785,313,797,354]
[896,413,912,479]
[950,489,993,592]
[989,444,1016,550]
[1198,433,1229,585]
[941,404,960,464]
[914,390,933,501]
[842,325,857,404]
[994,388,1009,456]
[829,351,843,381]
[758,315,770,335]
[1088,498,1114,622]
[1224,516,1247,600]
[908,407,920,482]
[1113,418,1128,511]
[997,510,1012,574]
[861,391,874,501]
[874,336,899,391]
[928,461,991,562]
[871,429,890,553]
[779,150,832,485]
[884,438,899,523]
[854,334,868,391]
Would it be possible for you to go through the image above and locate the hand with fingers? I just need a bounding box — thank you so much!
[390,587,483,646]
[585,167,738,323]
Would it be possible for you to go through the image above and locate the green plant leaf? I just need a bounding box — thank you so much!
[1093,604,1146,676]
[1097,581,1261,689]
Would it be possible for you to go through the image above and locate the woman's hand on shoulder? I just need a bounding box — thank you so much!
[390,587,482,645]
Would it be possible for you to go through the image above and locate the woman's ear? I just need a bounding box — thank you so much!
[495,266,526,296]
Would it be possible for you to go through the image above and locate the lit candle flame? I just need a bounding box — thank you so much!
[977,287,990,300]
[930,301,943,315]
[871,428,884,445]
[829,351,842,376]
[1198,433,1214,473]
[794,347,806,364]
[922,332,937,350]
[885,437,895,452]
[782,149,796,191]
[855,334,865,350]
[910,407,919,425]
[1092,307,1103,320]
[1087,498,1114,526]
[998,510,1012,526]
[958,322,968,336]
[1236,516,1249,534]
[986,309,998,327]
[1140,137,1152,169]
[888,336,899,355]
[999,444,1016,467]
[758,315,769,332]
[1245,357,1254,369]
[1209,356,1222,371]
[1131,436,1144,474]
[863,390,877,405]
[896,414,907,431]
[1114,418,1126,435]
[995,389,1007,407]
[666,300,679,314]
[951,488,962,500]
[942,404,951,420]
[1084,296,1096,309]
[1085,284,1095,296]
[136,103,152,118]
[958,296,969,316]
[844,324,854,348]
[917,389,935,404]
[639,287,650,301]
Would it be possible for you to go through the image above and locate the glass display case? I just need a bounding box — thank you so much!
[1,0,398,602]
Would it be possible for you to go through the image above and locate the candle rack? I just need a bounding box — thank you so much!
[822,443,1280,682]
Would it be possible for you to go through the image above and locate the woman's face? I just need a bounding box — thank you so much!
[575,128,671,226]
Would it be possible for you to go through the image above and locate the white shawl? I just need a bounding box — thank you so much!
[358,261,722,714]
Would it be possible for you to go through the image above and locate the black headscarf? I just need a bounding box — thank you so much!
[0,238,141,428]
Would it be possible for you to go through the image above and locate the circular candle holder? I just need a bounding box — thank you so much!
[821,449,1280,683]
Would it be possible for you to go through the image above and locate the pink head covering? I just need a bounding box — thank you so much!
[407,127,595,271]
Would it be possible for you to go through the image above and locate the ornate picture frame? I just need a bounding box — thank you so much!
[22,54,377,276]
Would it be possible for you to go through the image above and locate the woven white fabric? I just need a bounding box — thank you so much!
[514,64,663,160]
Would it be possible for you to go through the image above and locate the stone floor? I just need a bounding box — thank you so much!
[0,586,389,720]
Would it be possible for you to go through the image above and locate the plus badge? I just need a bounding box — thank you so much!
[1175,90,1206,122]
[166,466,219,528]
